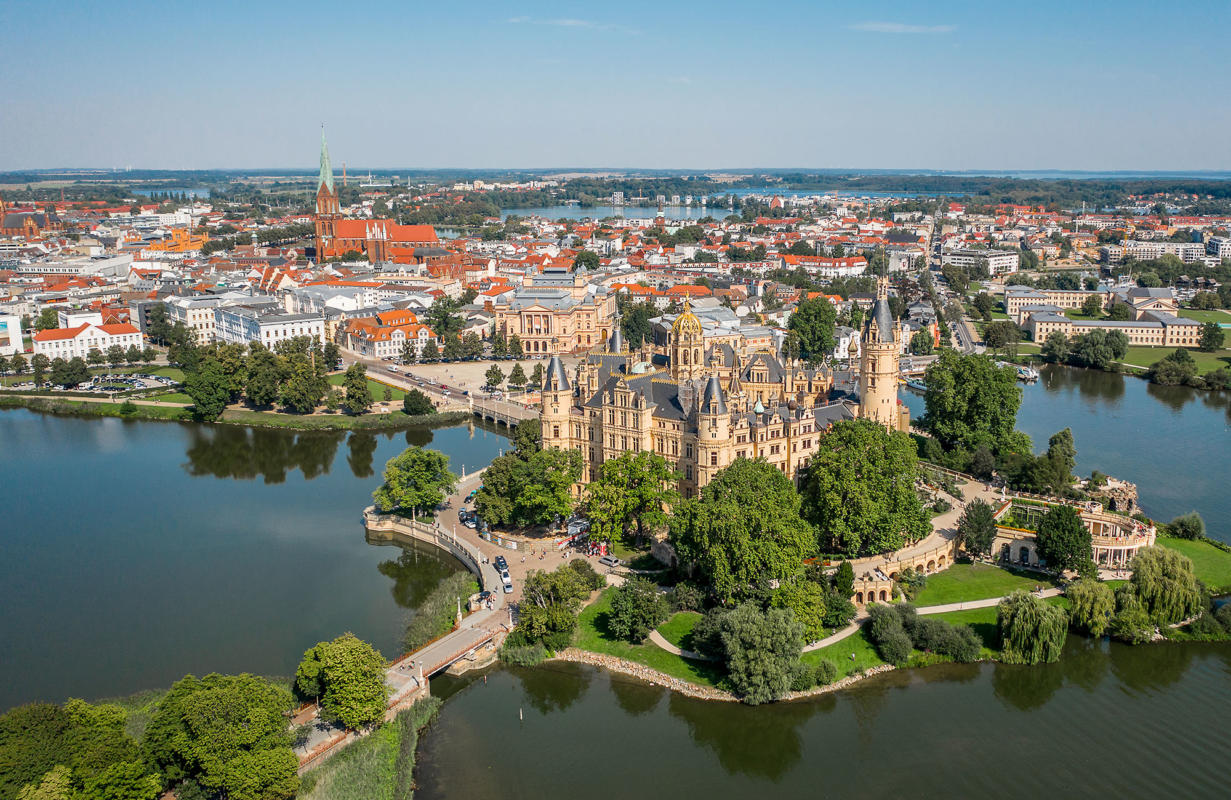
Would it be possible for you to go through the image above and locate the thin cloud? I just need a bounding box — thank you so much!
[848,21,955,34]
[507,16,638,34]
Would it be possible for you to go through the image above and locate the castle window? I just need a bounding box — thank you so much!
[685,445,692,458]
[710,452,717,466]
[553,426,560,438]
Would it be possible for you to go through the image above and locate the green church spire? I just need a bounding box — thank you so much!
[318,126,335,193]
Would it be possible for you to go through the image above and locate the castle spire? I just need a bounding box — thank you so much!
[318,126,335,193]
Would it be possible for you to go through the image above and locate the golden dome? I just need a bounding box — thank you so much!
[671,300,703,338]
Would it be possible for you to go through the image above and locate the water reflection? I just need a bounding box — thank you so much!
[347,433,379,478]
[1109,638,1194,694]
[609,676,666,717]
[182,425,343,483]
[1038,363,1126,403]
[512,662,593,714]
[666,691,824,781]
[373,539,466,609]
[1145,381,1198,412]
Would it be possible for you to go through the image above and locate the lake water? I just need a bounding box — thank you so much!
[901,364,1231,543]
[0,411,506,710]
[418,638,1231,799]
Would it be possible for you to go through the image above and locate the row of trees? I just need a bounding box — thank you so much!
[483,362,542,393]
[0,346,158,388]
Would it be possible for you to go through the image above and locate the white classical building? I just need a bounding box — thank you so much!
[213,304,325,348]
[32,321,143,360]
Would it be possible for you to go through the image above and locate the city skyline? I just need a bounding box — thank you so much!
[2,0,1230,171]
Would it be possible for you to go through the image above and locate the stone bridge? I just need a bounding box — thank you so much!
[468,395,537,427]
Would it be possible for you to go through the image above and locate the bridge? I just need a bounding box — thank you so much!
[297,475,506,774]
[469,395,537,427]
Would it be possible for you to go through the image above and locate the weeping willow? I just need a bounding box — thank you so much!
[998,590,1068,664]
[1130,547,1205,625]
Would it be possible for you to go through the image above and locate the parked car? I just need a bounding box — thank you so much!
[598,556,621,569]
[494,556,508,571]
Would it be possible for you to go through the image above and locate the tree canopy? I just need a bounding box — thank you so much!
[474,448,581,528]
[799,419,928,557]
[372,447,457,514]
[786,297,837,363]
[670,458,815,604]
[921,350,1023,454]
[1035,505,1093,574]
[295,633,388,730]
[956,498,998,559]
[581,451,679,547]
[997,590,1067,665]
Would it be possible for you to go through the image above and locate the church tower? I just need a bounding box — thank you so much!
[858,277,906,432]
[315,127,341,259]
[670,300,704,382]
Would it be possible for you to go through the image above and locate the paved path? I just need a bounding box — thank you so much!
[2,392,189,408]
[913,587,1063,615]
[646,630,713,661]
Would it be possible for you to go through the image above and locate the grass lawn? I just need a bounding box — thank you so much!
[1178,308,1231,325]
[328,373,407,401]
[656,611,701,650]
[1063,308,1102,321]
[1117,346,1231,373]
[1158,537,1231,593]
[800,629,885,679]
[148,392,191,404]
[912,563,1060,607]
[575,589,726,687]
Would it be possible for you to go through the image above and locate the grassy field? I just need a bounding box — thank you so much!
[327,374,407,401]
[799,628,884,679]
[219,408,467,431]
[148,391,192,404]
[1117,346,1231,373]
[1158,537,1231,594]
[0,395,191,421]
[1177,308,1231,325]
[912,563,1060,607]
[575,589,725,687]
[656,611,702,650]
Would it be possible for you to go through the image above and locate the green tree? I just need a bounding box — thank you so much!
[183,358,230,421]
[834,560,855,598]
[87,348,105,367]
[956,498,998,558]
[997,590,1067,665]
[982,320,1022,356]
[322,341,341,369]
[142,673,298,800]
[921,350,1023,454]
[1069,329,1129,370]
[516,560,603,647]
[1041,331,1070,363]
[420,339,440,363]
[484,363,504,390]
[786,297,837,364]
[972,292,995,320]
[1081,294,1103,317]
[582,452,679,547]
[800,419,928,557]
[105,345,126,367]
[341,363,372,415]
[442,335,464,361]
[573,249,600,270]
[400,340,418,365]
[507,362,527,391]
[490,330,507,358]
[508,334,523,358]
[1129,546,1204,625]
[771,580,828,643]
[511,417,541,457]
[1164,511,1204,540]
[529,362,544,389]
[15,764,73,800]
[1147,348,1198,386]
[372,447,457,514]
[670,458,815,604]
[402,389,435,416]
[1066,578,1115,637]
[619,300,655,347]
[461,331,484,360]
[8,353,26,376]
[607,577,670,643]
[279,354,326,413]
[714,603,804,705]
[1198,321,1224,352]
[34,308,59,331]
[1035,505,1093,574]
[30,353,49,386]
[244,344,284,408]
[125,344,142,365]
[296,634,389,730]
[908,329,934,355]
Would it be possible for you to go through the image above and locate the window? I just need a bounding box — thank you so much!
[710,452,717,466]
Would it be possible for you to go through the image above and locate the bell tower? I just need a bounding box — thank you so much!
[670,300,704,382]
[315,127,341,259]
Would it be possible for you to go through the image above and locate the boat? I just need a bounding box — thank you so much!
[905,378,927,392]
[995,361,1039,382]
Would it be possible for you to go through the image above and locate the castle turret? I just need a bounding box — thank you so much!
[540,355,571,447]
[859,277,906,432]
[696,374,731,486]
[670,301,704,381]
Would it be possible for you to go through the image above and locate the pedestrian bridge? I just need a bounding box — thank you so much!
[469,395,536,427]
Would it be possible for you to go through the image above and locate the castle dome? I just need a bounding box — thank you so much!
[671,301,703,338]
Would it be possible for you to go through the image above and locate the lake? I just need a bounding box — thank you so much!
[0,411,506,709]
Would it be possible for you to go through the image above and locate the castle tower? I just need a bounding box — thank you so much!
[859,277,905,432]
[696,374,731,487]
[670,300,704,381]
[540,355,571,448]
[315,127,341,259]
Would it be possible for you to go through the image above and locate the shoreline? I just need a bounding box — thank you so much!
[0,394,472,432]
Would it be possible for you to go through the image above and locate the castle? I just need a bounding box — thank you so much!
[540,278,908,496]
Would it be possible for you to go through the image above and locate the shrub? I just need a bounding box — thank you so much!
[813,659,838,686]
[670,582,705,612]
[997,590,1068,664]
[1109,607,1154,644]
[822,590,857,628]
[1130,547,1205,624]
[789,661,818,692]
[607,577,670,643]
[896,568,927,600]
[932,497,952,513]
[910,618,951,652]
[878,629,913,666]
[1216,603,1231,630]
[943,624,983,662]
[1188,612,1226,639]
[500,641,549,666]
[1165,512,1205,540]
[690,607,729,659]
[1067,578,1115,637]
[868,604,904,642]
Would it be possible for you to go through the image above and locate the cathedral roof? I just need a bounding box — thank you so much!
[544,355,570,391]
[607,327,627,353]
[864,296,896,344]
[671,300,703,337]
[318,128,335,193]
[701,375,728,415]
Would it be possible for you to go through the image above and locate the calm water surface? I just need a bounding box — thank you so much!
[0,410,506,709]
[418,638,1231,799]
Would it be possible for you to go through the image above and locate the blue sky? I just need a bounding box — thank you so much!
[2,0,1229,170]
